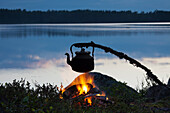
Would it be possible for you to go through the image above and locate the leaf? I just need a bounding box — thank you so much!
[50,106,53,110]
[23,96,29,103]
[32,108,35,112]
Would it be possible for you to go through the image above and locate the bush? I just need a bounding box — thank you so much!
[0,79,168,113]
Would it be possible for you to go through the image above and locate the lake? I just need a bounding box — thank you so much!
[0,23,170,89]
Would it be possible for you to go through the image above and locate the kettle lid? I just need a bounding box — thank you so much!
[75,48,90,55]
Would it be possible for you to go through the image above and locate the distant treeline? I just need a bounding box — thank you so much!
[0,9,170,24]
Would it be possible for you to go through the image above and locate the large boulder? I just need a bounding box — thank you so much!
[65,72,139,102]
[89,72,139,102]
[145,78,170,102]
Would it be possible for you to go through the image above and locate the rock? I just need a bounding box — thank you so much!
[64,72,139,102]
[89,72,139,102]
[146,79,170,102]
[89,72,137,94]
[168,78,170,86]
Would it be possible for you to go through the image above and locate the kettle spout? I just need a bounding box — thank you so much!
[65,53,71,65]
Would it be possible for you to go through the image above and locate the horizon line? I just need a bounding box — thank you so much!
[1,8,170,13]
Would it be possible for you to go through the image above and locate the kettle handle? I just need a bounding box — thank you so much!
[70,45,94,58]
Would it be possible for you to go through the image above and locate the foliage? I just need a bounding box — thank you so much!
[107,82,140,103]
[0,79,169,113]
[0,9,170,24]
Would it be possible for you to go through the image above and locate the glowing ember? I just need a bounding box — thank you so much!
[106,97,109,101]
[96,91,106,96]
[85,97,92,106]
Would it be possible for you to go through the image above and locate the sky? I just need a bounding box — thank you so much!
[0,0,170,12]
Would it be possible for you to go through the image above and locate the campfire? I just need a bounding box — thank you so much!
[62,73,112,106]
[61,41,166,109]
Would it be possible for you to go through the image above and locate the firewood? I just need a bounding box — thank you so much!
[63,83,93,99]
[88,87,102,94]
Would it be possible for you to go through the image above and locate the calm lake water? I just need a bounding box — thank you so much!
[0,23,170,89]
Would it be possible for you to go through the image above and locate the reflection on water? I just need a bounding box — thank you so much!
[1,23,170,38]
[0,23,170,88]
[0,57,169,89]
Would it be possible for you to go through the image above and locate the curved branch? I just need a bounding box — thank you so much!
[70,41,168,88]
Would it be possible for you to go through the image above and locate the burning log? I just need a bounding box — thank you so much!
[63,83,93,99]
[85,93,113,104]
[61,73,116,107]
[88,87,102,94]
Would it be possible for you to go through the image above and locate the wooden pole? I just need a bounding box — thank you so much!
[70,41,168,88]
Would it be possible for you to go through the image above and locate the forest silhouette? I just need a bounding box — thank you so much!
[0,9,170,24]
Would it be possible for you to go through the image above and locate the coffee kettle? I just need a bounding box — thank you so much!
[65,47,94,73]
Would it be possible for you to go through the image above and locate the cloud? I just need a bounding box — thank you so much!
[95,63,104,66]
[159,63,170,65]
[142,57,170,65]
[28,55,41,60]
[26,58,67,68]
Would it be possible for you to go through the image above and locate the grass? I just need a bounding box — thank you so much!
[0,79,169,113]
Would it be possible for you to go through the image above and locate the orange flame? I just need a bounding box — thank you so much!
[63,73,107,106]
[65,73,95,89]
[85,97,92,106]
[77,84,86,94]
[74,73,94,105]
[71,73,95,105]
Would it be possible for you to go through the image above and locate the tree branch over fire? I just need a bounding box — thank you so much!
[70,41,169,89]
